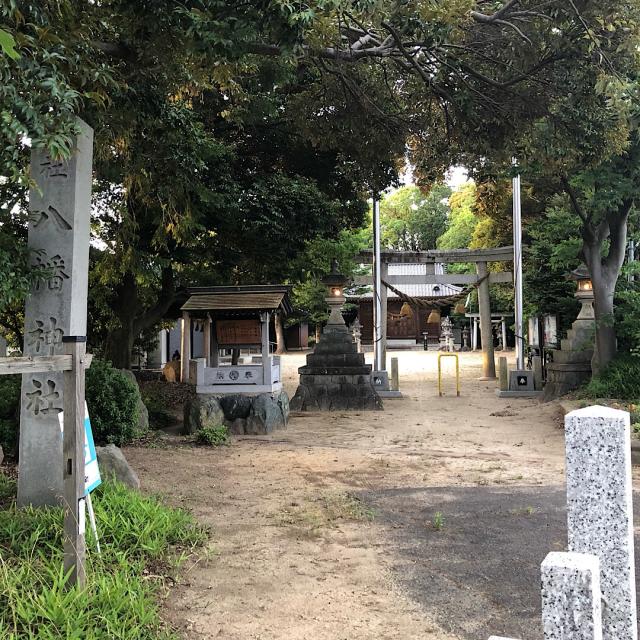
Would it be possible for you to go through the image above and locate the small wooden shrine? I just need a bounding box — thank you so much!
[179,285,292,394]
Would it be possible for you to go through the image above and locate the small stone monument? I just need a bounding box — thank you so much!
[439,316,454,351]
[290,263,382,411]
[18,119,93,507]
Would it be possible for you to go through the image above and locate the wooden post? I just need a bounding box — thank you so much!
[211,319,219,367]
[180,312,191,383]
[261,312,271,385]
[62,337,86,588]
[203,316,211,367]
[476,262,496,379]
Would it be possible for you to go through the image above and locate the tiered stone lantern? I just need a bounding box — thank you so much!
[542,265,595,400]
[290,262,382,411]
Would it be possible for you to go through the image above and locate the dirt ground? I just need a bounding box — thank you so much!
[124,350,580,639]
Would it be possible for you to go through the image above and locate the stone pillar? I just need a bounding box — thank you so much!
[380,261,388,371]
[180,312,191,383]
[261,312,271,385]
[565,406,636,640]
[476,262,496,379]
[203,317,211,367]
[390,357,399,391]
[18,118,93,507]
[541,552,603,640]
[498,357,508,391]
[159,328,168,366]
[532,355,543,390]
[0,336,6,357]
[472,318,478,351]
[501,318,507,351]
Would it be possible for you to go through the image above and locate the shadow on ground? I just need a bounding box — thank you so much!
[360,486,640,640]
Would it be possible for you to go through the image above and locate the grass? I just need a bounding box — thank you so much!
[276,491,375,534]
[0,478,208,639]
[432,511,444,531]
[196,424,229,446]
[578,354,640,403]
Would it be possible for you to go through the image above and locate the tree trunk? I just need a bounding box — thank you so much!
[580,202,631,375]
[103,266,176,369]
[274,313,287,354]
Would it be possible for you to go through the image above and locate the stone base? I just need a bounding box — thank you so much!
[509,369,535,392]
[290,373,383,411]
[542,358,592,402]
[376,390,403,398]
[496,390,543,398]
[184,391,289,436]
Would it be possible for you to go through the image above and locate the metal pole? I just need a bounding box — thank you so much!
[372,197,383,371]
[512,167,524,370]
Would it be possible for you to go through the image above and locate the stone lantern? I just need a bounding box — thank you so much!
[542,265,595,400]
[322,260,349,328]
[290,260,382,411]
[567,265,595,322]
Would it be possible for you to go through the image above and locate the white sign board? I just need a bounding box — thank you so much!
[58,402,101,495]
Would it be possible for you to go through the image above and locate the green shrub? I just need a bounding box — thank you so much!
[0,375,20,457]
[580,355,640,401]
[196,424,229,446]
[0,479,207,639]
[86,359,141,445]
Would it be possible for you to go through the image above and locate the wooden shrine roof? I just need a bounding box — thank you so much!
[181,285,292,315]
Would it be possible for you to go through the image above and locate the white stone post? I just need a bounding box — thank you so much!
[18,118,93,507]
[565,406,637,640]
[261,312,271,385]
[541,552,603,640]
[180,312,191,383]
[159,328,168,366]
[501,318,507,351]
[472,317,479,351]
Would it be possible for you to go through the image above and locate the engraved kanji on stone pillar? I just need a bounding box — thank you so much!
[18,118,93,507]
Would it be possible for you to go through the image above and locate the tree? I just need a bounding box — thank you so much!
[437,182,478,252]
[380,184,450,251]
[558,143,640,371]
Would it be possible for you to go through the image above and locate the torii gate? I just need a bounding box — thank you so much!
[356,246,514,380]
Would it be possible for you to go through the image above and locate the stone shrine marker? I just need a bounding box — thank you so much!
[18,118,93,507]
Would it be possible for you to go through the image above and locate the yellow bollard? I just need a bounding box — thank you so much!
[438,353,460,397]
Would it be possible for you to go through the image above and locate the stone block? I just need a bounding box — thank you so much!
[97,444,140,490]
[541,551,602,640]
[228,418,246,435]
[509,369,534,392]
[251,393,285,432]
[565,406,636,640]
[220,394,252,420]
[277,391,290,424]
[183,395,225,435]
